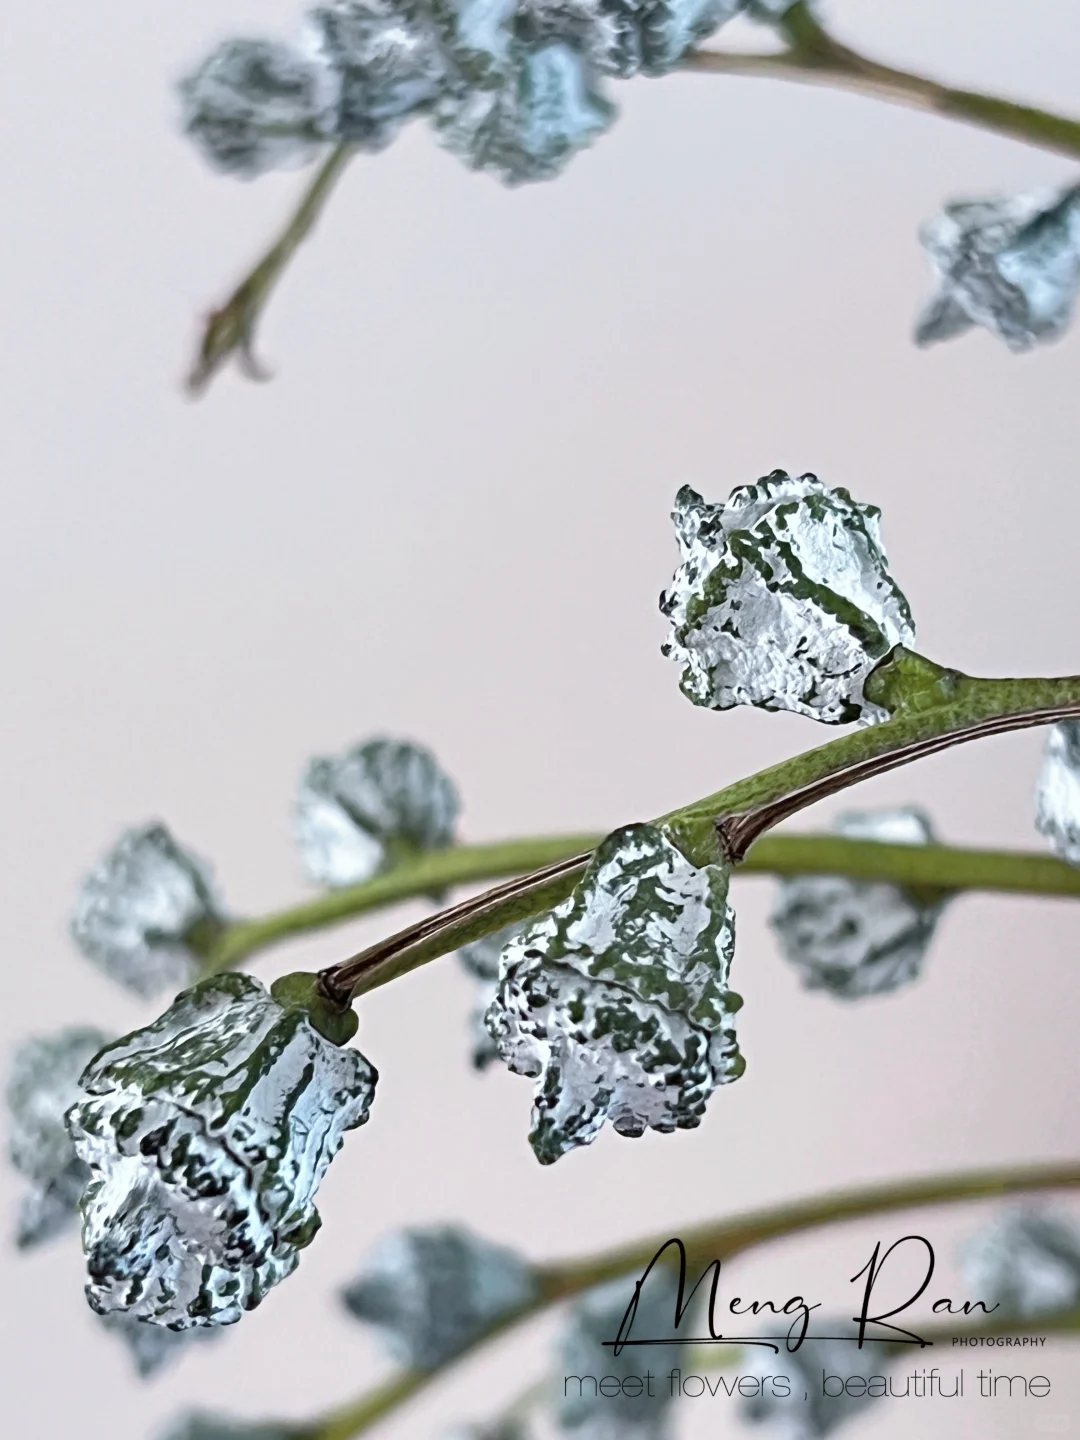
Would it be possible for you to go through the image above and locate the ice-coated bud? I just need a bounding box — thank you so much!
[516,0,742,79]
[100,1312,221,1378]
[458,922,526,1069]
[6,1027,109,1248]
[294,735,460,887]
[179,37,339,178]
[70,822,223,999]
[342,1225,537,1368]
[741,1324,890,1438]
[660,473,915,725]
[769,807,946,999]
[67,973,376,1329]
[1035,720,1080,865]
[558,1270,684,1438]
[435,39,614,185]
[960,1209,1080,1318]
[915,187,1080,351]
[486,823,743,1165]
[306,0,449,149]
[159,1417,304,1440]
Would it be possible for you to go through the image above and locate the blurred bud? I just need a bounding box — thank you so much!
[741,1322,890,1438]
[158,1416,304,1440]
[67,973,376,1329]
[457,921,525,1070]
[960,1208,1080,1318]
[661,473,914,725]
[70,823,223,998]
[915,187,1080,351]
[6,1027,109,1248]
[770,808,946,999]
[1035,720,1080,865]
[100,1312,220,1379]
[179,37,340,177]
[342,1224,537,1368]
[486,824,742,1165]
[294,736,460,887]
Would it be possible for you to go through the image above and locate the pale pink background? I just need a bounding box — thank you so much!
[2,1,1079,1435]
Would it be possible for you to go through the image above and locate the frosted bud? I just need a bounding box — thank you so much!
[660,473,915,725]
[741,1323,889,1438]
[306,0,449,150]
[486,823,743,1165]
[100,1313,221,1378]
[179,38,339,177]
[67,973,376,1329]
[6,1027,109,1248]
[158,1418,304,1440]
[458,921,526,1070]
[915,187,1080,351]
[435,39,614,185]
[510,0,742,80]
[770,807,946,999]
[70,823,223,998]
[294,735,460,887]
[960,1209,1080,1318]
[1035,720,1080,865]
[558,1271,684,1438]
[342,1225,537,1368]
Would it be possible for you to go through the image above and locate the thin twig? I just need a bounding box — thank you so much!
[187,142,355,395]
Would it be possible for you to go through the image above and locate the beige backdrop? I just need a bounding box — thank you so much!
[3,1,1079,1435]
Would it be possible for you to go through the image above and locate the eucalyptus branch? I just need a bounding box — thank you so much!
[296,1159,1080,1440]
[187,142,355,395]
[197,828,1080,976]
[318,650,1080,1006]
[685,4,1080,161]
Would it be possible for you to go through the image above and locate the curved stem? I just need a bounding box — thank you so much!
[320,653,1080,1004]
[300,1159,1080,1440]
[684,8,1080,160]
[187,142,355,395]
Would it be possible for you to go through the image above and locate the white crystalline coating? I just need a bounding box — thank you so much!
[179,38,340,178]
[100,1312,221,1378]
[67,973,377,1330]
[770,807,946,1000]
[341,1225,537,1368]
[305,0,450,149]
[486,823,742,1165]
[294,735,460,887]
[559,1271,683,1438]
[506,0,741,79]
[741,1324,889,1438]
[158,1417,302,1440]
[6,1027,110,1249]
[660,473,915,725]
[1035,720,1080,865]
[915,187,1080,352]
[458,922,525,1069]
[70,823,223,999]
[960,1209,1080,1318]
[435,38,613,184]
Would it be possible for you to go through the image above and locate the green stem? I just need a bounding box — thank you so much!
[321,652,1080,1003]
[684,6,1080,160]
[187,142,355,395]
[299,1160,1080,1440]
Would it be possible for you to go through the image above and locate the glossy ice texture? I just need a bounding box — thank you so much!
[486,823,742,1164]
[1036,720,1080,865]
[179,37,339,176]
[68,973,376,1328]
[660,473,914,724]
[306,0,449,148]
[6,1027,109,1248]
[559,1270,683,1438]
[295,735,460,887]
[916,187,1080,351]
[342,1224,537,1367]
[770,807,945,998]
[70,823,222,998]
[458,922,525,1069]
[961,1209,1080,1318]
